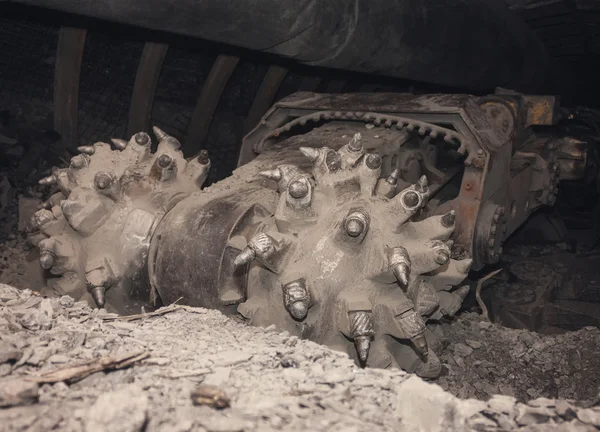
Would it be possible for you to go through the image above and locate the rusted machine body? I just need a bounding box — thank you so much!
[27,91,592,378]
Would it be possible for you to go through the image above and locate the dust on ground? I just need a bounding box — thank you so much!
[1,283,599,432]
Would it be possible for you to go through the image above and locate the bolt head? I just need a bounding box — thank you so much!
[198,150,209,165]
[288,180,309,199]
[157,154,172,168]
[289,301,308,320]
[434,250,450,265]
[345,219,364,237]
[70,155,86,169]
[135,132,149,146]
[365,153,382,170]
[39,252,55,269]
[402,191,420,208]
[94,173,112,190]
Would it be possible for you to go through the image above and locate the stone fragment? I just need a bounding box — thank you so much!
[84,385,148,432]
[19,308,51,330]
[465,339,482,349]
[516,405,555,426]
[0,341,22,364]
[453,343,473,357]
[212,350,252,367]
[0,379,39,407]
[577,408,600,427]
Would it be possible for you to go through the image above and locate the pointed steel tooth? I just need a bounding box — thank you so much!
[415,175,428,193]
[90,286,106,308]
[39,251,55,270]
[348,133,363,152]
[110,138,128,150]
[389,247,411,286]
[233,247,255,267]
[38,175,57,185]
[349,311,374,364]
[386,168,400,185]
[354,336,371,363]
[153,126,168,142]
[441,210,456,228]
[299,147,320,163]
[454,285,470,300]
[259,169,282,182]
[393,263,410,286]
[77,145,95,155]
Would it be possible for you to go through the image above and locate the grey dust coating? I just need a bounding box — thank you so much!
[1,283,599,432]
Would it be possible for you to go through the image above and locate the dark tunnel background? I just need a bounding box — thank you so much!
[0,1,599,183]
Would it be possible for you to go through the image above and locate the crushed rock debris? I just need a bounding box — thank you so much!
[1,284,599,432]
[437,312,600,402]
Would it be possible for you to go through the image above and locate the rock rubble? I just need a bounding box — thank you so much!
[1,283,599,431]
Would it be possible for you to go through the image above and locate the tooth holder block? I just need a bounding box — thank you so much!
[30,92,580,378]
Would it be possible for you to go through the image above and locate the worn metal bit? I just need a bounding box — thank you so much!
[90,286,106,308]
[388,246,411,286]
[233,247,255,267]
[94,172,113,191]
[415,175,429,193]
[386,168,400,185]
[349,311,374,363]
[38,174,57,185]
[344,209,370,238]
[233,233,275,267]
[152,126,168,142]
[365,153,382,170]
[77,145,95,155]
[441,210,456,228]
[197,149,210,165]
[282,279,311,320]
[134,132,150,146]
[433,245,450,265]
[348,133,363,152]
[299,147,321,163]
[288,180,309,199]
[110,138,128,150]
[401,190,421,209]
[39,251,55,270]
[70,154,88,169]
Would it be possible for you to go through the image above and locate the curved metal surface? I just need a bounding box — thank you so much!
[12,0,546,91]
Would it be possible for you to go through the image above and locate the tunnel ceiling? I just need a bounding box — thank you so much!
[509,0,600,107]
